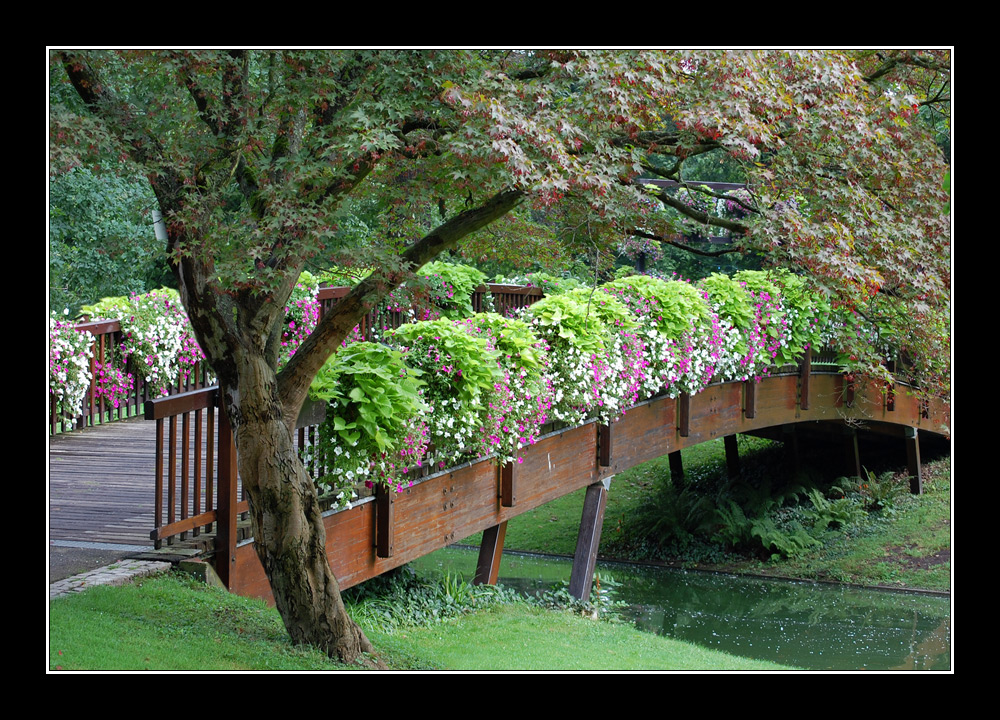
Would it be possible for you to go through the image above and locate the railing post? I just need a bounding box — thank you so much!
[678,392,690,437]
[375,484,395,558]
[744,380,757,419]
[500,461,517,507]
[598,423,612,467]
[215,400,238,590]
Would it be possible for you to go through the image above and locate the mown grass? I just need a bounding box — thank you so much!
[363,604,794,671]
[48,572,796,671]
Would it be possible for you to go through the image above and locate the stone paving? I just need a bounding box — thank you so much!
[49,559,174,600]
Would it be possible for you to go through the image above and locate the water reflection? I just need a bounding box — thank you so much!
[412,547,951,671]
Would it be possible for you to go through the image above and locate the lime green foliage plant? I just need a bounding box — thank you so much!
[729,270,791,369]
[522,292,616,425]
[601,274,721,397]
[308,341,429,504]
[565,287,647,418]
[768,269,832,359]
[414,261,488,319]
[459,313,553,463]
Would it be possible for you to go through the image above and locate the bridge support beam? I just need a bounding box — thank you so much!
[569,477,611,601]
[782,424,800,471]
[724,435,740,480]
[473,521,508,586]
[668,450,684,485]
[843,426,861,479]
[905,426,923,494]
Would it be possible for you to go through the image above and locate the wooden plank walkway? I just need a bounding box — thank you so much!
[49,418,160,548]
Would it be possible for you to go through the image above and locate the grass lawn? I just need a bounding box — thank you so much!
[49,573,796,671]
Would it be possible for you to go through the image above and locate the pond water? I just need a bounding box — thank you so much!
[411,546,951,671]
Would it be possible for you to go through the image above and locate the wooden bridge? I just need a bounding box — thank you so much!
[49,352,950,604]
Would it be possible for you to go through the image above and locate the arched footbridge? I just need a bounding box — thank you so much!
[127,357,948,604]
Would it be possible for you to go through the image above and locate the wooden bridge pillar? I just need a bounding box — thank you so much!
[843,426,861,479]
[668,450,684,485]
[473,521,508,585]
[569,477,611,601]
[905,426,923,494]
[782,424,800,472]
[724,435,740,480]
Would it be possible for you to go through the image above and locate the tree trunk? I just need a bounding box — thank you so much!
[225,353,385,668]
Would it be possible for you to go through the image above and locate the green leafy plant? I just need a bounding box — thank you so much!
[620,478,719,556]
[458,313,553,463]
[343,565,523,632]
[415,261,488,319]
[522,292,616,425]
[843,467,910,515]
[308,341,429,503]
[386,318,502,469]
[530,574,627,622]
[803,488,867,533]
[749,514,821,559]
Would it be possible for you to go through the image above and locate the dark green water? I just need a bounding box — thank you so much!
[412,547,951,671]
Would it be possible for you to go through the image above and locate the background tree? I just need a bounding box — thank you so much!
[50,48,950,665]
[49,167,171,315]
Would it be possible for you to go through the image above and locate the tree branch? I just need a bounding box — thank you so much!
[276,188,525,426]
[652,188,750,234]
[632,230,741,258]
[61,51,245,379]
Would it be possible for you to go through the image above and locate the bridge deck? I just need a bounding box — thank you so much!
[49,419,159,548]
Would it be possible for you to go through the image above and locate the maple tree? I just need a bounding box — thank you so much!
[50,49,950,665]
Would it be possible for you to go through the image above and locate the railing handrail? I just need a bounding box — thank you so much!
[50,282,543,435]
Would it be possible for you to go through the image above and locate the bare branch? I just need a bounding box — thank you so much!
[632,230,741,258]
[652,188,750,234]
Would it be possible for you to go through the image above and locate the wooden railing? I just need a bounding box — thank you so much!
[316,283,543,340]
[139,283,545,555]
[49,318,213,435]
[51,283,542,435]
[143,386,243,553]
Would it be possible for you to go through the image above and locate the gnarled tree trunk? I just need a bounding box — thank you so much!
[224,353,384,667]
